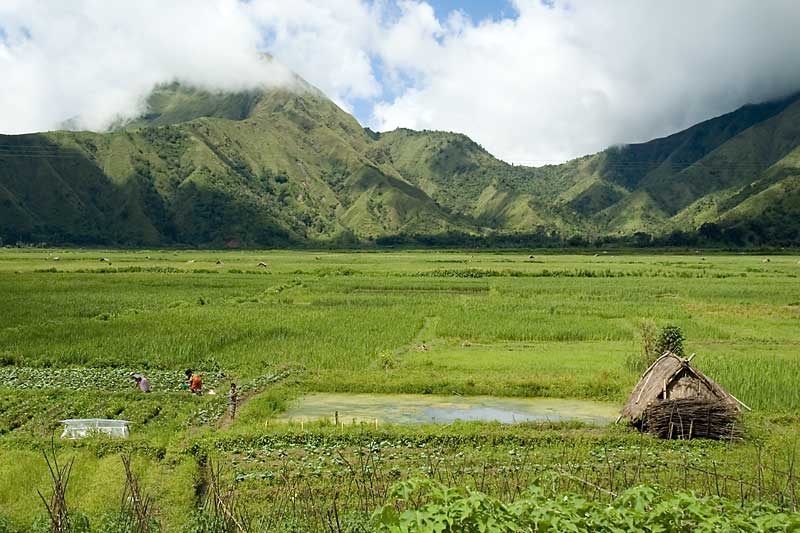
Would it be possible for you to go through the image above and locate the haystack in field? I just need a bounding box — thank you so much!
[620,352,749,440]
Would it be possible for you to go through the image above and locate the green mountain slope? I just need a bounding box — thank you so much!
[0,83,458,245]
[121,83,264,128]
[1,78,799,247]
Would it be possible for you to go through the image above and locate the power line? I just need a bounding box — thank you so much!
[0,148,778,167]
[0,146,793,172]
[0,153,86,159]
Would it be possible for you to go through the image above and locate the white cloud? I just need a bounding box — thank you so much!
[371,0,800,163]
[246,0,383,112]
[0,0,294,132]
[2,0,800,164]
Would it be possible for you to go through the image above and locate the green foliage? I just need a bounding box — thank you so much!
[179,511,228,533]
[374,479,800,532]
[124,82,262,128]
[1,250,800,531]
[90,512,148,533]
[377,350,398,370]
[1,250,799,410]
[626,318,658,372]
[2,83,800,246]
[656,325,685,357]
[0,367,224,392]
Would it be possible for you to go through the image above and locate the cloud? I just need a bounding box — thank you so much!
[246,0,382,112]
[371,0,800,163]
[2,0,800,164]
[0,0,294,132]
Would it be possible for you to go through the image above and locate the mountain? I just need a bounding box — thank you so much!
[1,75,799,247]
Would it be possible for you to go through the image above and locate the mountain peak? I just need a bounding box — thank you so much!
[2,82,800,247]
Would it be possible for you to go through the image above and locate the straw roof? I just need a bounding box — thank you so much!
[620,352,747,422]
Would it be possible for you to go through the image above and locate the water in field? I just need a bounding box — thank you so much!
[277,393,618,425]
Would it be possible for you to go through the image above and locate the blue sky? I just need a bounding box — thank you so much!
[427,0,515,23]
[377,0,516,24]
[349,0,518,126]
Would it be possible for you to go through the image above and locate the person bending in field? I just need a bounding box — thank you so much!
[228,382,238,419]
[130,372,151,393]
[180,369,191,391]
[186,369,203,395]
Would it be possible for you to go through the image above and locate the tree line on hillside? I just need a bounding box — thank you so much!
[5,219,799,250]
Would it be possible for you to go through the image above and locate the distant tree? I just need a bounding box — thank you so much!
[567,234,587,247]
[632,232,653,247]
[698,222,722,242]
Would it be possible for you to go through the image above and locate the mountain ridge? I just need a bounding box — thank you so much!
[1,81,799,247]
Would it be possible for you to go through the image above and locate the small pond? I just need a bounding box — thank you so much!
[277,393,618,425]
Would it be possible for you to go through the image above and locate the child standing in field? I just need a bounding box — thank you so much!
[228,383,238,419]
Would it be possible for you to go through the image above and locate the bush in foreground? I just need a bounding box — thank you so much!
[374,478,799,532]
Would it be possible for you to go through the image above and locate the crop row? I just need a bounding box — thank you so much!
[412,267,747,279]
[0,366,226,392]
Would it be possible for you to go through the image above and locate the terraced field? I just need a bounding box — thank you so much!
[0,249,798,530]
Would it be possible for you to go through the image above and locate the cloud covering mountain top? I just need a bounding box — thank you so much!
[2,0,800,163]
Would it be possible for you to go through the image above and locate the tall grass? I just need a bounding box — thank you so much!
[702,354,800,412]
[0,249,798,410]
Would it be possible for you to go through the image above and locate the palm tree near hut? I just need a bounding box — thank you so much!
[620,352,750,440]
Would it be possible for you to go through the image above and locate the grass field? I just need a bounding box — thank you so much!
[0,249,799,530]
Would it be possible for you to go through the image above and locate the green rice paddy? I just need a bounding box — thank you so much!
[0,248,798,530]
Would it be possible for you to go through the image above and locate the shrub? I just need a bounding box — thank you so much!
[656,325,685,357]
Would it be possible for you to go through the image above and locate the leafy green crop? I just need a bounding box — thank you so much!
[0,367,225,392]
[375,478,800,532]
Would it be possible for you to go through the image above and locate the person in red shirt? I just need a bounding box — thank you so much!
[186,369,203,395]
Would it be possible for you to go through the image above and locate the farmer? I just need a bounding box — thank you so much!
[180,369,191,391]
[186,369,203,395]
[130,372,151,393]
[228,382,238,419]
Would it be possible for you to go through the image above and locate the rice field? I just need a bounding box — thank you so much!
[0,248,798,530]
[1,249,798,409]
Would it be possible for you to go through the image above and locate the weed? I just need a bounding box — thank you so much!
[120,454,159,533]
[37,440,73,533]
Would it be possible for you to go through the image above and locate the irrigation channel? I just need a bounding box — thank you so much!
[276,392,619,425]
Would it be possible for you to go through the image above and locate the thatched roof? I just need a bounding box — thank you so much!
[620,352,747,422]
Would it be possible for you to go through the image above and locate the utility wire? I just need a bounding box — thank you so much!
[0,148,781,167]
[0,145,794,173]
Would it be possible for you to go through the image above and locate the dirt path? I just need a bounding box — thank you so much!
[217,388,255,430]
[396,316,440,355]
[217,369,294,429]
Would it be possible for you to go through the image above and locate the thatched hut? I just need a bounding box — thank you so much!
[620,352,749,439]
